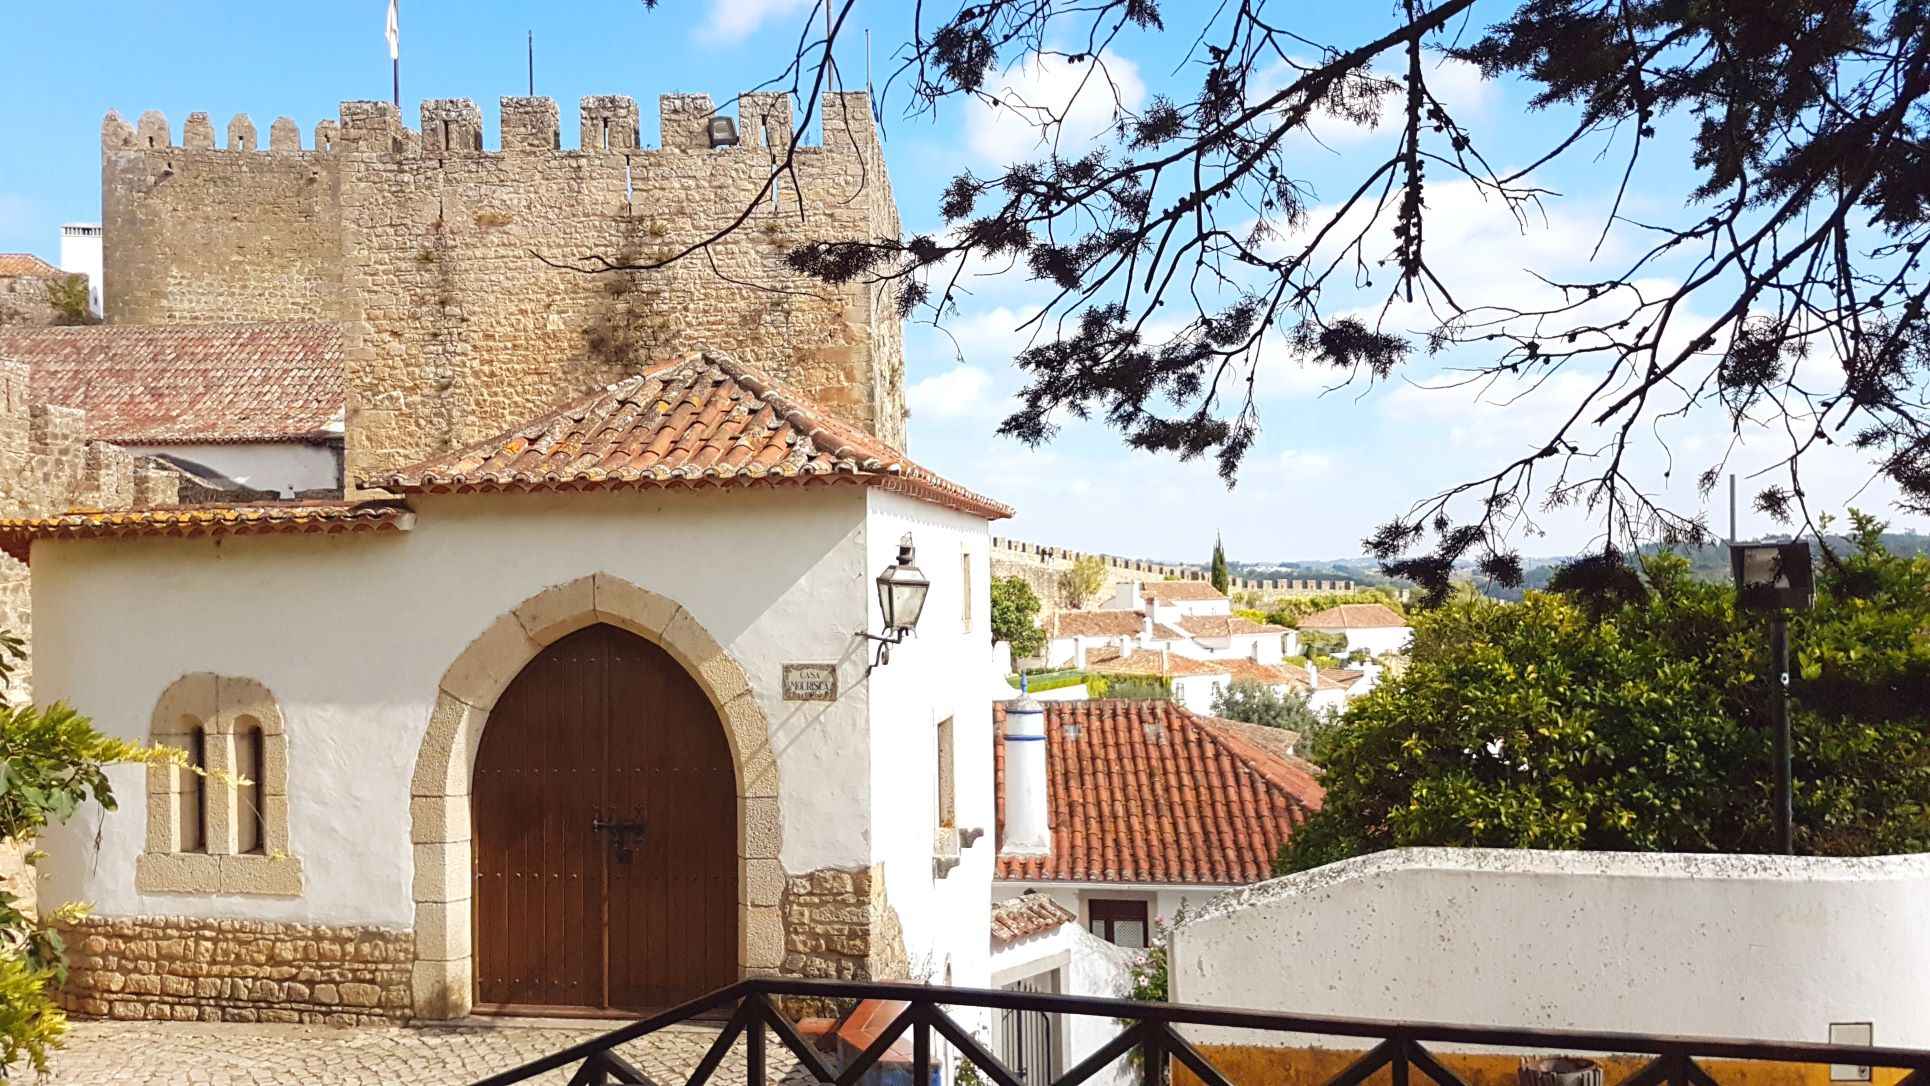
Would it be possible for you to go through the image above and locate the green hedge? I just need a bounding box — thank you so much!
[1005,670,1089,693]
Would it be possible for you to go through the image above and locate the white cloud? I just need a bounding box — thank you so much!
[907,365,994,420]
[966,51,1147,162]
[1273,448,1335,475]
[695,0,811,44]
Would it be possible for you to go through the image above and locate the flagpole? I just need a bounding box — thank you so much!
[389,0,400,109]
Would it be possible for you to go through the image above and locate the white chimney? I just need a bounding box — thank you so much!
[1160,644,1172,673]
[1305,659,1319,687]
[1001,696,1051,856]
[1142,611,1154,639]
[1119,634,1135,657]
[1072,635,1089,670]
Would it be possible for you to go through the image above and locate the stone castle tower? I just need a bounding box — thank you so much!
[100,92,906,482]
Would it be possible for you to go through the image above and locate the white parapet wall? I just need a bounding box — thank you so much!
[1169,848,1930,1049]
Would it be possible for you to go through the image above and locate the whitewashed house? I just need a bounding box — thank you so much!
[4,352,1014,1024]
[991,697,1322,947]
[1297,602,1412,657]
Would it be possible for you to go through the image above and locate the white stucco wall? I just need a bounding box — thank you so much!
[990,922,1141,1086]
[863,489,997,995]
[1308,624,1410,656]
[31,486,888,928]
[1169,849,1930,1047]
[1171,674,1223,715]
[132,441,342,497]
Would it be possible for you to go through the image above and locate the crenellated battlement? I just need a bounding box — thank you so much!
[102,92,874,158]
[102,88,905,481]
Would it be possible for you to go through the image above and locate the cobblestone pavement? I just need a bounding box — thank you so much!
[43,1016,817,1085]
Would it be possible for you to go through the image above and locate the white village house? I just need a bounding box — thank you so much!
[4,352,1016,1022]
[1036,580,1368,714]
[1297,601,1412,656]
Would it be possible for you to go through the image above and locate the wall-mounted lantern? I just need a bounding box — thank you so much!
[1730,539,1814,855]
[866,534,930,669]
[707,116,740,149]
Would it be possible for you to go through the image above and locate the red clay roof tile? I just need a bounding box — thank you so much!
[0,322,343,444]
[1297,603,1407,629]
[363,351,1013,520]
[0,500,412,563]
[0,254,64,279]
[994,699,1322,885]
[990,894,1077,941]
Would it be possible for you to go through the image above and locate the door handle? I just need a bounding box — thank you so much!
[592,818,646,863]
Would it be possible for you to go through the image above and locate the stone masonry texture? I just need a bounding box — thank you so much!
[0,358,180,703]
[779,864,908,999]
[58,915,414,1025]
[101,94,908,484]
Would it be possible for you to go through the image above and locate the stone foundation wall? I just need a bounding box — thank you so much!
[780,863,908,983]
[59,916,414,1025]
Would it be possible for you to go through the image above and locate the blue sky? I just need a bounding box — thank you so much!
[1,1,1917,563]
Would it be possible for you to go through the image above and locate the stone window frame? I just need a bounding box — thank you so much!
[407,572,782,1021]
[136,673,300,897]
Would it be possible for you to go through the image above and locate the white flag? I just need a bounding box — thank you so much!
[385,0,399,61]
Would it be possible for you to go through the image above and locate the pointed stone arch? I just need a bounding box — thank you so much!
[407,573,782,1019]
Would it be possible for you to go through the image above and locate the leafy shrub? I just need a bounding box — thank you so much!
[1210,679,1324,732]
[1006,670,1089,694]
[1278,512,1930,874]
[1088,674,1171,700]
[991,576,1047,659]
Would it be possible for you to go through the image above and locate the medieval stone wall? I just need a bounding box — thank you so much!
[0,274,65,327]
[57,915,413,1024]
[989,536,1360,614]
[0,357,181,703]
[102,93,907,484]
[780,864,908,983]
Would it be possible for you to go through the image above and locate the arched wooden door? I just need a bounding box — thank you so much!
[472,623,737,1012]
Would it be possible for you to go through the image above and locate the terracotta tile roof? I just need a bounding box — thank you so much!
[1049,610,1186,641]
[1216,658,1298,685]
[1083,647,1230,679]
[1050,610,1146,639]
[1319,667,1368,689]
[1140,580,1225,602]
[1297,602,1407,629]
[1195,717,1327,793]
[0,500,412,563]
[993,699,1322,884]
[0,322,343,444]
[0,254,64,279]
[364,351,1013,520]
[1177,614,1288,638]
[990,894,1077,941]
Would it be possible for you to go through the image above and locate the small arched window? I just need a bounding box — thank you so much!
[178,717,208,853]
[139,675,301,896]
[233,716,265,855]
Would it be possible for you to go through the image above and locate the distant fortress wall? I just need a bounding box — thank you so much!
[989,536,1355,611]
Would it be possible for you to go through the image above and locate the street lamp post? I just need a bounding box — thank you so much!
[1729,540,1814,855]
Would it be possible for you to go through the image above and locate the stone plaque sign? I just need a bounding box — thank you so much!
[782,663,838,702]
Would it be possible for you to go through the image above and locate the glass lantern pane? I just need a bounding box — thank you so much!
[894,581,930,629]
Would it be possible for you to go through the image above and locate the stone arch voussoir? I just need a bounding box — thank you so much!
[406,572,782,1020]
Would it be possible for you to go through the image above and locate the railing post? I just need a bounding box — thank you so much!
[1392,1037,1410,1086]
[747,1003,766,1086]
[1141,1023,1168,1086]
[914,1009,932,1086]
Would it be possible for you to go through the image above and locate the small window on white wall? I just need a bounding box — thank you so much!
[180,722,208,853]
[961,552,974,633]
[139,674,301,896]
[935,716,956,829]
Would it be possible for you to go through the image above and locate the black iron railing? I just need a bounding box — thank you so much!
[475,977,1930,1086]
